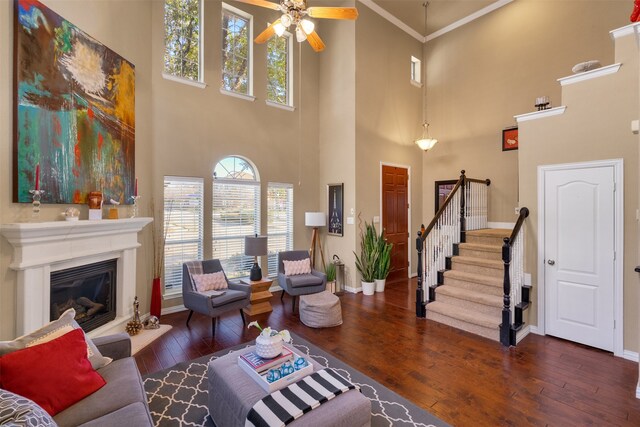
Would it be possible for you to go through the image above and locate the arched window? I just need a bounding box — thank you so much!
[212,156,260,278]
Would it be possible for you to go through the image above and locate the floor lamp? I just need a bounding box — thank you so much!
[305,212,326,271]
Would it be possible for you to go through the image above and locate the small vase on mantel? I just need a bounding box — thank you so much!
[255,334,284,359]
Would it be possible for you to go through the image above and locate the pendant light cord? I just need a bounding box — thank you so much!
[298,42,302,187]
[422,2,428,131]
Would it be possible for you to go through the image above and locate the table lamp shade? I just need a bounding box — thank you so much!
[245,236,268,256]
[305,212,326,227]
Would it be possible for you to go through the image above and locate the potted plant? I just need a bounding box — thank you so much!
[354,221,378,295]
[325,263,336,294]
[374,229,392,292]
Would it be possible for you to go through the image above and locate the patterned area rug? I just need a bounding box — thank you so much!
[143,333,449,427]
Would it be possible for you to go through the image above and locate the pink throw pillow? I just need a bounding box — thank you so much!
[191,271,228,292]
[283,258,312,276]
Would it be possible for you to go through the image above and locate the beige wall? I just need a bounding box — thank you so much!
[423,0,628,223]
[0,0,154,340]
[355,4,423,277]
[151,0,321,310]
[519,32,639,352]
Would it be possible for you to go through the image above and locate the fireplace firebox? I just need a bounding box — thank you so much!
[50,259,117,333]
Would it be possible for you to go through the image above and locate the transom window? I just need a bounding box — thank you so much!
[164,0,202,82]
[221,3,253,96]
[212,156,260,278]
[267,33,293,107]
[411,56,422,85]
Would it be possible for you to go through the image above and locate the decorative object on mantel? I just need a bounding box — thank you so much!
[125,296,143,336]
[130,178,140,218]
[534,96,550,111]
[415,2,438,152]
[107,199,120,219]
[502,127,519,151]
[143,315,160,330]
[247,321,292,359]
[631,0,640,22]
[88,192,103,220]
[571,60,601,74]
[61,207,80,221]
[29,164,44,218]
[13,0,135,205]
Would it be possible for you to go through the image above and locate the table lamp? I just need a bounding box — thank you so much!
[305,212,326,271]
[245,235,268,281]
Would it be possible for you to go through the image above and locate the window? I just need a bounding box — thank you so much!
[163,177,204,295]
[266,33,293,107]
[212,156,260,278]
[411,56,422,85]
[164,0,202,82]
[267,183,294,277]
[221,3,253,96]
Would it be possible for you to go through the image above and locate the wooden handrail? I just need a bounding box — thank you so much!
[466,178,491,186]
[509,207,530,242]
[421,178,463,241]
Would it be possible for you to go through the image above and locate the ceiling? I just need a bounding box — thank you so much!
[370,0,498,37]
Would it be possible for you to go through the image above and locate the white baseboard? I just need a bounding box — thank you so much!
[623,349,640,362]
[488,222,515,229]
[516,325,530,344]
[161,304,187,315]
[529,325,543,335]
[636,381,640,399]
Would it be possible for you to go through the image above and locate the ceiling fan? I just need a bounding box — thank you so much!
[234,0,358,52]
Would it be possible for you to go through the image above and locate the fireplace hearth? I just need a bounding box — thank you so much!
[50,259,117,333]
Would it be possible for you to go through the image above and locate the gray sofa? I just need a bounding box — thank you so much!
[53,333,153,427]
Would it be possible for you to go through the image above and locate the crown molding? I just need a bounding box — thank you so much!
[426,0,514,42]
[358,0,424,42]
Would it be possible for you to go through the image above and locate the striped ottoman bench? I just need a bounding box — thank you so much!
[299,291,343,328]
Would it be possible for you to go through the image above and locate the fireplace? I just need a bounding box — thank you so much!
[50,259,117,333]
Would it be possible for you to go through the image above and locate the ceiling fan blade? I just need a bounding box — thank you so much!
[233,0,280,10]
[306,7,359,20]
[306,31,325,52]
[255,20,280,44]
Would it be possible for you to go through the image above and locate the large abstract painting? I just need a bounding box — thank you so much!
[13,0,135,204]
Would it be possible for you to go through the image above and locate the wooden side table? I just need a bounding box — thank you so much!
[241,277,273,316]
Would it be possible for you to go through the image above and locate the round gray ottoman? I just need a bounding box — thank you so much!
[299,291,343,328]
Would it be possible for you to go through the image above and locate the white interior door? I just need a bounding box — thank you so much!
[544,165,615,352]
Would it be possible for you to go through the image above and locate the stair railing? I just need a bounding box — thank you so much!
[416,170,491,317]
[500,207,529,346]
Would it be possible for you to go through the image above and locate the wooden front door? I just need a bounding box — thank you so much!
[382,165,409,283]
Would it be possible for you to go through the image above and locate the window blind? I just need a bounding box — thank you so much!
[163,176,204,295]
[212,180,260,278]
[267,183,294,277]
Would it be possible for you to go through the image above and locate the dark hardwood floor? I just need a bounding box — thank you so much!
[135,279,640,426]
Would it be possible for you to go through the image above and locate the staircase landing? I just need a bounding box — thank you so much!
[426,228,510,342]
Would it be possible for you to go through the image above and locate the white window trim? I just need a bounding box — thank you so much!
[410,55,422,85]
[220,88,256,101]
[221,2,254,97]
[164,0,205,84]
[266,30,294,108]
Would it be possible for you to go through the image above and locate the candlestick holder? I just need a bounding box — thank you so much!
[130,195,141,218]
[29,189,45,218]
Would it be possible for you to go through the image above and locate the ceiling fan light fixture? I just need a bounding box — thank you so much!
[295,26,308,42]
[280,13,292,28]
[300,18,315,35]
[274,21,286,36]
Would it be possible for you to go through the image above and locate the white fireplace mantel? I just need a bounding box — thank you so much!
[1,217,152,337]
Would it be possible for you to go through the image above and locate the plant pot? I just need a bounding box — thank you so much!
[255,334,284,359]
[327,280,336,294]
[375,279,386,293]
[361,281,375,296]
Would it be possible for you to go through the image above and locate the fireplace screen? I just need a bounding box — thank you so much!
[50,259,117,333]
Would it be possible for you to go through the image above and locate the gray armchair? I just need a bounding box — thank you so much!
[182,259,251,337]
[277,250,327,312]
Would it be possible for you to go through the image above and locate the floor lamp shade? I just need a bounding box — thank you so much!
[305,212,326,227]
[245,235,268,281]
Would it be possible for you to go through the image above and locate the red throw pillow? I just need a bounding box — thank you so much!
[0,328,106,416]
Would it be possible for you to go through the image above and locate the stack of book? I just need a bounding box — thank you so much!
[239,346,294,373]
[238,346,313,393]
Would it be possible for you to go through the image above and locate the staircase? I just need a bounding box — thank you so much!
[426,229,509,342]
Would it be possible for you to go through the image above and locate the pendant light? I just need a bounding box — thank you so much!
[415,2,437,151]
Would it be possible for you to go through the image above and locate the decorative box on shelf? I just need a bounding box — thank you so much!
[237,347,313,393]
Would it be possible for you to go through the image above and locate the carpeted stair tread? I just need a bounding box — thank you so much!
[443,270,503,288]
[459,242,502,252]
[427,301,500,329]
[435,285,503,308]
[466,228,510,238]
[452,256,503,269]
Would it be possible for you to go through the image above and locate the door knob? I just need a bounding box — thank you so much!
[547,259,555,265]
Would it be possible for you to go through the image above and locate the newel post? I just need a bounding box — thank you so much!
[416,229,426,318]
[459,170,466,243]
[500,237,512,346]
